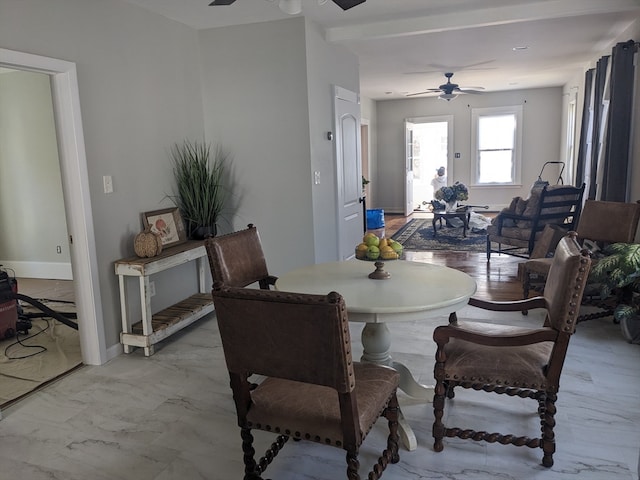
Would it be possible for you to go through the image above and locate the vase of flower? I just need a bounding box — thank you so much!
[434,181,469,211]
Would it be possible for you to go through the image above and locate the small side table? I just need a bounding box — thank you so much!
[115,241,214,356]
[432,210,471,237]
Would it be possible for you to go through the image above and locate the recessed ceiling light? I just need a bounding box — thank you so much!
[512,46,529,51]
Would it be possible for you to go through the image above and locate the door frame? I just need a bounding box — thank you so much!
[405,115,454,210]
[0,48,106,365]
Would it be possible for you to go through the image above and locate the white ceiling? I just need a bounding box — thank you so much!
[122,0,640,99]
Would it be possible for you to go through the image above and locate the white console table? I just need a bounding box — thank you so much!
[115,240,214,356]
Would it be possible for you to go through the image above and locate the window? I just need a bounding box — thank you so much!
[471,105,523,185]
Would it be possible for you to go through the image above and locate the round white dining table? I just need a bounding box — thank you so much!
[276,259,477,450]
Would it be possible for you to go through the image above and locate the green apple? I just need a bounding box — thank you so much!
[366,245,380,260]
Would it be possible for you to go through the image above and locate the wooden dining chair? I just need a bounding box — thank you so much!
[204,223,277,289]
[432,232,591,468]
[212,285,401,480]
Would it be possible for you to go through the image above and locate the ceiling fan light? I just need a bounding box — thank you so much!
[439,93,457,101]
[279,0,302,14]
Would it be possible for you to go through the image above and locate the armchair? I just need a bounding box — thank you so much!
[487,183,585,260]
[204,223,277,289]
[212,285,401,480]
[433,233,591,467]
[521,200,640,321]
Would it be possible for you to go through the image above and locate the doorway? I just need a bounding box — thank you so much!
[0,48,106,366]
[406,116,453,210]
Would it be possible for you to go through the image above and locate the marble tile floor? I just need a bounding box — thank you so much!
[0,303,639,480]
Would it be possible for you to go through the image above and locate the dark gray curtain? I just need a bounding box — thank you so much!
[587,56,609,199]
[575,68,593,187]
[601,40,638,201]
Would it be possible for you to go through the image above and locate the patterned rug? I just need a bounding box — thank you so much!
[391,218,488,252]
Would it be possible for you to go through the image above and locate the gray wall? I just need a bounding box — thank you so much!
[304,19,360,264]
[361,96,378,207]
[373,87,564,213]
[1,0,205,351]
[0,70,70,278]
[1,1,361,356]
[198,17,359,271]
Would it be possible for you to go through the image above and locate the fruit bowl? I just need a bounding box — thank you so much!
[355,233,403,280]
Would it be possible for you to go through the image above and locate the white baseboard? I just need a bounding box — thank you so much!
[0,260,73,280]
[105,341,124,362]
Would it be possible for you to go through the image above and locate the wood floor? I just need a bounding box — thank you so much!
[384,213,524,302]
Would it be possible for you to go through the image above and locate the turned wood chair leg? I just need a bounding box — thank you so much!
[241,428,261,479]
[522,270,531,315]
[346,450,360,480]
[541,392,557,468]
[432,353,446,452]
[386,394,400,464]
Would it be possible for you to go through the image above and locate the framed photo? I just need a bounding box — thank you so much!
[142,208,187,248]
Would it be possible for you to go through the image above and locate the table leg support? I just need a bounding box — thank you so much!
[361,322,434,451]
[360,322,393,365]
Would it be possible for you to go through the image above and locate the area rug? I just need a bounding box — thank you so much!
[391,218,487,252]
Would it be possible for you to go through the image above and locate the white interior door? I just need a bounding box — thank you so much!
[334,86,363,260]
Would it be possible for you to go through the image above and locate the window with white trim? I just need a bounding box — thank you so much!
[471,105,523,185]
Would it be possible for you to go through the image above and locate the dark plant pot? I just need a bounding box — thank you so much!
[190,224,217,240]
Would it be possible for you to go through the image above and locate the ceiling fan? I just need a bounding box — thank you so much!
[209,0,366,11]
[406,72,485,101]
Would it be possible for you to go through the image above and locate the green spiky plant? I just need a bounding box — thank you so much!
[588,242,640,322]
[169,140,229,239]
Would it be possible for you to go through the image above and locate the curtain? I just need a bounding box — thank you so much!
[575,68,593,188]
[588,56,609,199]
[601,40,638,202]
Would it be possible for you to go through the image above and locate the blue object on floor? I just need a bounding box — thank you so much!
[366,209,385,230]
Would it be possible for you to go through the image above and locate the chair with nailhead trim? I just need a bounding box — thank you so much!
[211,285,401,480]
[432,232,591,468]
[205,224,278,290]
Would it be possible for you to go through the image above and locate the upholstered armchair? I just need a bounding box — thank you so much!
[204,224,277,289]
[487,183,585,260]
[433,233,591,468]
[521,200,640,321]
[212,285,401,480]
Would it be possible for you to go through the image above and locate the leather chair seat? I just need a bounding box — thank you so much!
[248,363,399,446]
[442,321,552,390]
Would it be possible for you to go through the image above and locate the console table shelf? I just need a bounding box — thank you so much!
[115,241,212,356]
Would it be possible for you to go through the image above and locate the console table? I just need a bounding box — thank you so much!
[115,241,213,356]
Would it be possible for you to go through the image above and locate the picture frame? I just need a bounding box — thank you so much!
[142,208,187,248]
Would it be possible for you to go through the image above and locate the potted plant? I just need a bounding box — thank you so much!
[169,140,229,239]
[588,242,640,343]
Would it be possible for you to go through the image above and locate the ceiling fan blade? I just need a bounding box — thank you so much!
[332,0,366,10]
[458,88,484,94]
[405,91,438,97]
[209,0,236,5]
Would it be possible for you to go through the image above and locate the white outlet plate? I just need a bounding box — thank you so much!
[149,281,156,297]
[103,175,113,193]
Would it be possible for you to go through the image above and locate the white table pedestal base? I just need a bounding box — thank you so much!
[360,322,433,451]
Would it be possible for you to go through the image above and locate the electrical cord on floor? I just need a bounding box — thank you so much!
[4,318,50,360]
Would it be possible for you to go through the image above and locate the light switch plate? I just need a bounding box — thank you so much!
[103,175,113,193]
